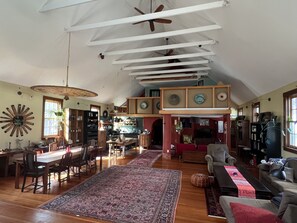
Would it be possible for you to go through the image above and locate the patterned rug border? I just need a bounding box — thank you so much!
[204,186,226,219]
[127,150,162,167]
[39,165,182,223]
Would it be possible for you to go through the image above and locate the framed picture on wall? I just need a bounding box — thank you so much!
[199,119,209,126]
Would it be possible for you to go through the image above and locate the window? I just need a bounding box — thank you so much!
[238,107,243,116]
[90,104,101,119]
[283,88,297,153]
[43,96,63,138]
[252,102,260,122]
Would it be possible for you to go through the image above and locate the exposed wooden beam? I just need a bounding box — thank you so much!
[123,60,209,71]
[88,25,221,46]
[39,0,97,12]
[66,1,226,32]
[103,40,216,56]
[129,67,211,76]
[113,52,215,64]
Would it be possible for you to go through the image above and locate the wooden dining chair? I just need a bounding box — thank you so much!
[71,145,88,178]
[49,152,72,187]
[21,150,46,193]
[87,146,99,173]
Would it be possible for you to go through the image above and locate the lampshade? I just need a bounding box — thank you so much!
[31,33,97,100]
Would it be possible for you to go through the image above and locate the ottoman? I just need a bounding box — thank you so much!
[191,173,210,187]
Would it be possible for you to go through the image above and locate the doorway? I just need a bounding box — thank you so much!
[151,119,163,147]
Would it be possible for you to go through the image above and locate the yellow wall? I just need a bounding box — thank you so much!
[239,80,297,158]
[0,81,108,149]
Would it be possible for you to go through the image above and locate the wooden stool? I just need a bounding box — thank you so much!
[191,173,210,187]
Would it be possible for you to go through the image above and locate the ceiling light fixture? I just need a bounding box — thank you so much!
[31,33,97,100]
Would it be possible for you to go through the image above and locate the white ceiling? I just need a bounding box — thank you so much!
[1,0,296,106]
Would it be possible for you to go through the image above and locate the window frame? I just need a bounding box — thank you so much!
[283,88,297,154]
[42,96,63,139]
[252,102,260,122]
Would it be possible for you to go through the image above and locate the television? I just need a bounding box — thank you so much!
[195,128,212,138]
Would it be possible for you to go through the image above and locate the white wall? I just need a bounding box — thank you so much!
[0,81,107,149]
[239,80,297,158]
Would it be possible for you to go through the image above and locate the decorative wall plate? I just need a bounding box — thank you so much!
[140,101,148,109]
[156,102,160,110]
[217,92,228,101]
[103,110,108,118]
[0,104,34,137]
[168,94,180,105]
[194,94,206,104]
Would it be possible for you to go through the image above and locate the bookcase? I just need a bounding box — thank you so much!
[64,108,84,146]
[250,121,281,163]
[83,111,98,145]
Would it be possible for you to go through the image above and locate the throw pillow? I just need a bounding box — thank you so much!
[277,190,297,218]
[283,167,294,182]
[230,202,283,223]
[183,135,192,144]
[213,147,225,163]
[269,163,283,173]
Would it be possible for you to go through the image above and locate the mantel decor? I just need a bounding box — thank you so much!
[31,33,97,100]
[0,104,34,137]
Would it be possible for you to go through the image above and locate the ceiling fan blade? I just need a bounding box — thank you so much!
[154,18,172,24]
[149,20,155,32]
[133,20,147,25]
[134,7,145,15]
[165,49,174,56]
[154,4,164,13]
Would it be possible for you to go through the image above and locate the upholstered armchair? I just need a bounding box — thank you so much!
[205,144,236,174]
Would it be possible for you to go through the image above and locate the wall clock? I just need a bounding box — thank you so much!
[0,104,34,137]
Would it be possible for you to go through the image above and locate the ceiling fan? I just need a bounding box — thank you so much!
[133,0,172,32]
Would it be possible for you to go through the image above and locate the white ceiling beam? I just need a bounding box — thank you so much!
[136,73,199,80]
[129,67,211,76]
[66,1,226,32]
[140,77,198,84]
[104,40,216,56]
[88,25,221,46]
[123,60,209,71]
[39,0,97,12]
[113,52,215,64]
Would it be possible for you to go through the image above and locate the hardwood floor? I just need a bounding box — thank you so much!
[0,148,227,223]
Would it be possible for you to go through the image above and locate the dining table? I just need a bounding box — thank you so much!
[14,146,102,194]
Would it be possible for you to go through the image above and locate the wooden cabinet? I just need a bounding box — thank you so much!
[64,108,84,146]
[98,130,107,149]
[236,120,250,147]
[139,134,151,149]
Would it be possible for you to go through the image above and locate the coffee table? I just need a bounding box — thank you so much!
[213,165,271,199]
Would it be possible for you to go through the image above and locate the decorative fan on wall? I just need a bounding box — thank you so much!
[0,104,34,137]
[133,0,172,32]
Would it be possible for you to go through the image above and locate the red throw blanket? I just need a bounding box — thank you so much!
[224,166,256,198]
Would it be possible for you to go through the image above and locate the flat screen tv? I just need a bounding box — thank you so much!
[195,128,212,138]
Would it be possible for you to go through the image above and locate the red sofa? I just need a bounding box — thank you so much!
[176,143,196,156]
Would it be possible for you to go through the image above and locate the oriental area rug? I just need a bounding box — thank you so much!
[204,186,226,219]
[127,150,162,167]
[40,165,181,223]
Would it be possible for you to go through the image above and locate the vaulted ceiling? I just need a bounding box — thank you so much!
[1,0,296,106]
